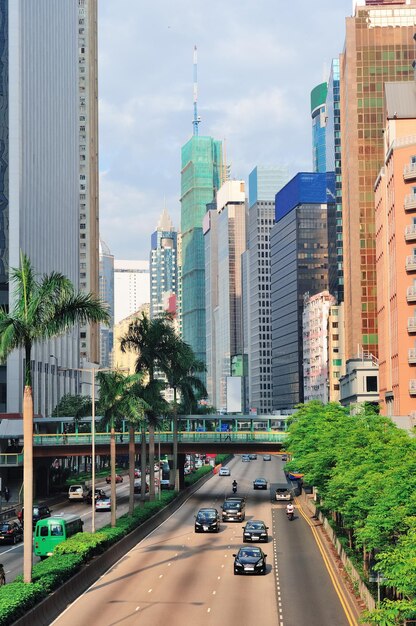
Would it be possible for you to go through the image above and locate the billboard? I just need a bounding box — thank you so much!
[226,376,242,413]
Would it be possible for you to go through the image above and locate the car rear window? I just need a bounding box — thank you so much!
[223,501,240,510]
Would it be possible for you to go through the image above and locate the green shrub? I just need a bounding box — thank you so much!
[0,582,46,626]
[185,465,212,485]
[54,532,109,559]
[14,553,85,593]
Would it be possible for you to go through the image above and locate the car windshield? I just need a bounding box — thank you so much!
[0,524,10,532]
[240,548,261,558]
[256,479,266,483]
[223,502,240,510]
[276,488,289,493]
[246,522,264,530]
[197,511,216,521]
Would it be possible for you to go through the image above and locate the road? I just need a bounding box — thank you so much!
[0,478,136,582]
[50,455,353,626]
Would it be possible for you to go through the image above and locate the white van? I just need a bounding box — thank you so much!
[68,484,88,501]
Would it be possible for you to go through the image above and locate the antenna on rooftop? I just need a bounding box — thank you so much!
[193,45,201,136]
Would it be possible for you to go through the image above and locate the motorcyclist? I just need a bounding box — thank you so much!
[232,479,238,492]
[286,502,294,516]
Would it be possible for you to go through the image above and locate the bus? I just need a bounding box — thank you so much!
[34,514,83,559]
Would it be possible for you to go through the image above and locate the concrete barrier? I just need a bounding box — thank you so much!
[12,468,217,626]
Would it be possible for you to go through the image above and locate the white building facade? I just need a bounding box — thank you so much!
[114,260,150,325]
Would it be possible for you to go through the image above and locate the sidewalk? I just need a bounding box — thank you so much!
[296,491,371,626]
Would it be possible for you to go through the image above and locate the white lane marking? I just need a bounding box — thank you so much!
[135,607,140,612]
[0,544,22,556]
[217,576,221,580]
[207,608,211,613]
[148,588,152,593]
[221,564,224,568]
[168,562,171,566]
[159,574,163,578]
[212,590,216,595]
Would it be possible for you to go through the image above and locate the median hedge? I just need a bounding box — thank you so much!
[0,462,220,625]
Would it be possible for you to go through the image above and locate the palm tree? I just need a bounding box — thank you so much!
[0,252,109,582]
[120,313,175,499]
[164,341,207,489]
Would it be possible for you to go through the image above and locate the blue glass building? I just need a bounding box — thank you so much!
[270,172,334,410]
[150,209,178,319]
[311,82,327,174]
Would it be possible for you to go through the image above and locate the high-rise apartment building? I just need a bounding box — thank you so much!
[99,239,114,367]
[204,181,247,410]
[340,0,416,361]
[311,83,327,174]
[150,209,177,319]
[328,302,345,402]
[78,0,99,363]
[114,260,150,325]
[2,1,80,414]
[375,81,416,417]
[180,136,222,368]
[270,172,333,411]
[245,166,288,414]
[325,59,343,303]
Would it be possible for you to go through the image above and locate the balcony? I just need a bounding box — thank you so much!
[404,163,416,181]
[404,194,416,211]
[408,317,416,332]
[409,380,416,395]
[407,286,416,302]
[409,349,416,364]
[405,224,416,241]
[406,256,416,272]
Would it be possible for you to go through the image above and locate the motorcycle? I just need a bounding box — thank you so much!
[286,508,294,521]
[232,483,238,494]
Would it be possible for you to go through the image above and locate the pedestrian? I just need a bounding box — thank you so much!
[3,487,10,503]
[63,426,68,444]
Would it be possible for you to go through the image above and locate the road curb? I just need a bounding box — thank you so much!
[12,468,218,626]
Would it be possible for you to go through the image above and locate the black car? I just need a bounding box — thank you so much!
[243,520,269,543]
[233,546,267,575]
[18,504,51,529]
[222,499,245,522]
[0,521,23,544]
[281,454,288,462]
[249,454,257,460]
[194,508,220,533]
[253,478,268,490]
[85,488,106,504]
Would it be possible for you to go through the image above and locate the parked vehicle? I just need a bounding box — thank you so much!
[34,514,83,559]
[105,474,123,484]
[0,522,23,545]
[233,546,267,575]
[134,480,149,494]
[243,520,269,543]
[281,455,288,462]
[194,508,220,533]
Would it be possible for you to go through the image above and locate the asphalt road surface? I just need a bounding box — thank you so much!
[51,455,353,626]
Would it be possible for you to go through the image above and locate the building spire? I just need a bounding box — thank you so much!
[192,45,201,135]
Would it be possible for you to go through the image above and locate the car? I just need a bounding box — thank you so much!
[241,454,250,462]
[134,469,141,479]
[160,479,174,490]
[18,504,52,529]
[281,454,288,462]
[221,498,246,522]
[85,488,106,504]
[68,485,88,501]
[243,520,269,543]
[0,521,23,544]
[95,496,111,512]
[253,478,268,490]
[194,508,220,533]
[219,466,230,476]
[134,480,149,494]
[249,454,257,460]
[105,474,123,484]
[233,546,267,575]
[263,454,271,461]
[194,460,203,469]
[275,483,293,502]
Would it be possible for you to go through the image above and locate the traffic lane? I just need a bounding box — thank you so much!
[273,503,350,626]
[52,457,278,626]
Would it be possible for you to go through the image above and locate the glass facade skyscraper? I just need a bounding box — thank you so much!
[311,82,327,174]
[180,136,222,369]
[150,209,177,319]
[270,172,334,410]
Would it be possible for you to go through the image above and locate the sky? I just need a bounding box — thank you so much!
[98,0,352,260]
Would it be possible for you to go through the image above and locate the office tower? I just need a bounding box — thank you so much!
[150,209,178,319]
[112,304,150,373]
[2,2,80,414]
[180,136,222,369]
[325,59,343,303]
[204,181,247,410]
[302,290,336,403]
[270,172,334,411]
[78,0,99,363]
[99,239,114,367]
[311,83,327,174]
[114,260,150,325]
[375,81,416,417]
[245,166,289,414]
[340,0,416,361]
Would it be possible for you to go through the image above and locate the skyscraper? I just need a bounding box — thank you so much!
[180,136,222,368]
[245,166,288,414]
[204,180,247,410]
[78,0,100,364]
[114,260,150,325]
[270,172,334,410]
[340,0,416,361]
[99,239,114,368]
[311,82,327,174]
[3,1,80,414]
[150,209,178,319]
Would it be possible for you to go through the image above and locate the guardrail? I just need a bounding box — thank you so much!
[0,453,23,466]
[33,431,288,446]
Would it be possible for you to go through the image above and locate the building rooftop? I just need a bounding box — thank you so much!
[385,81,416,119]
